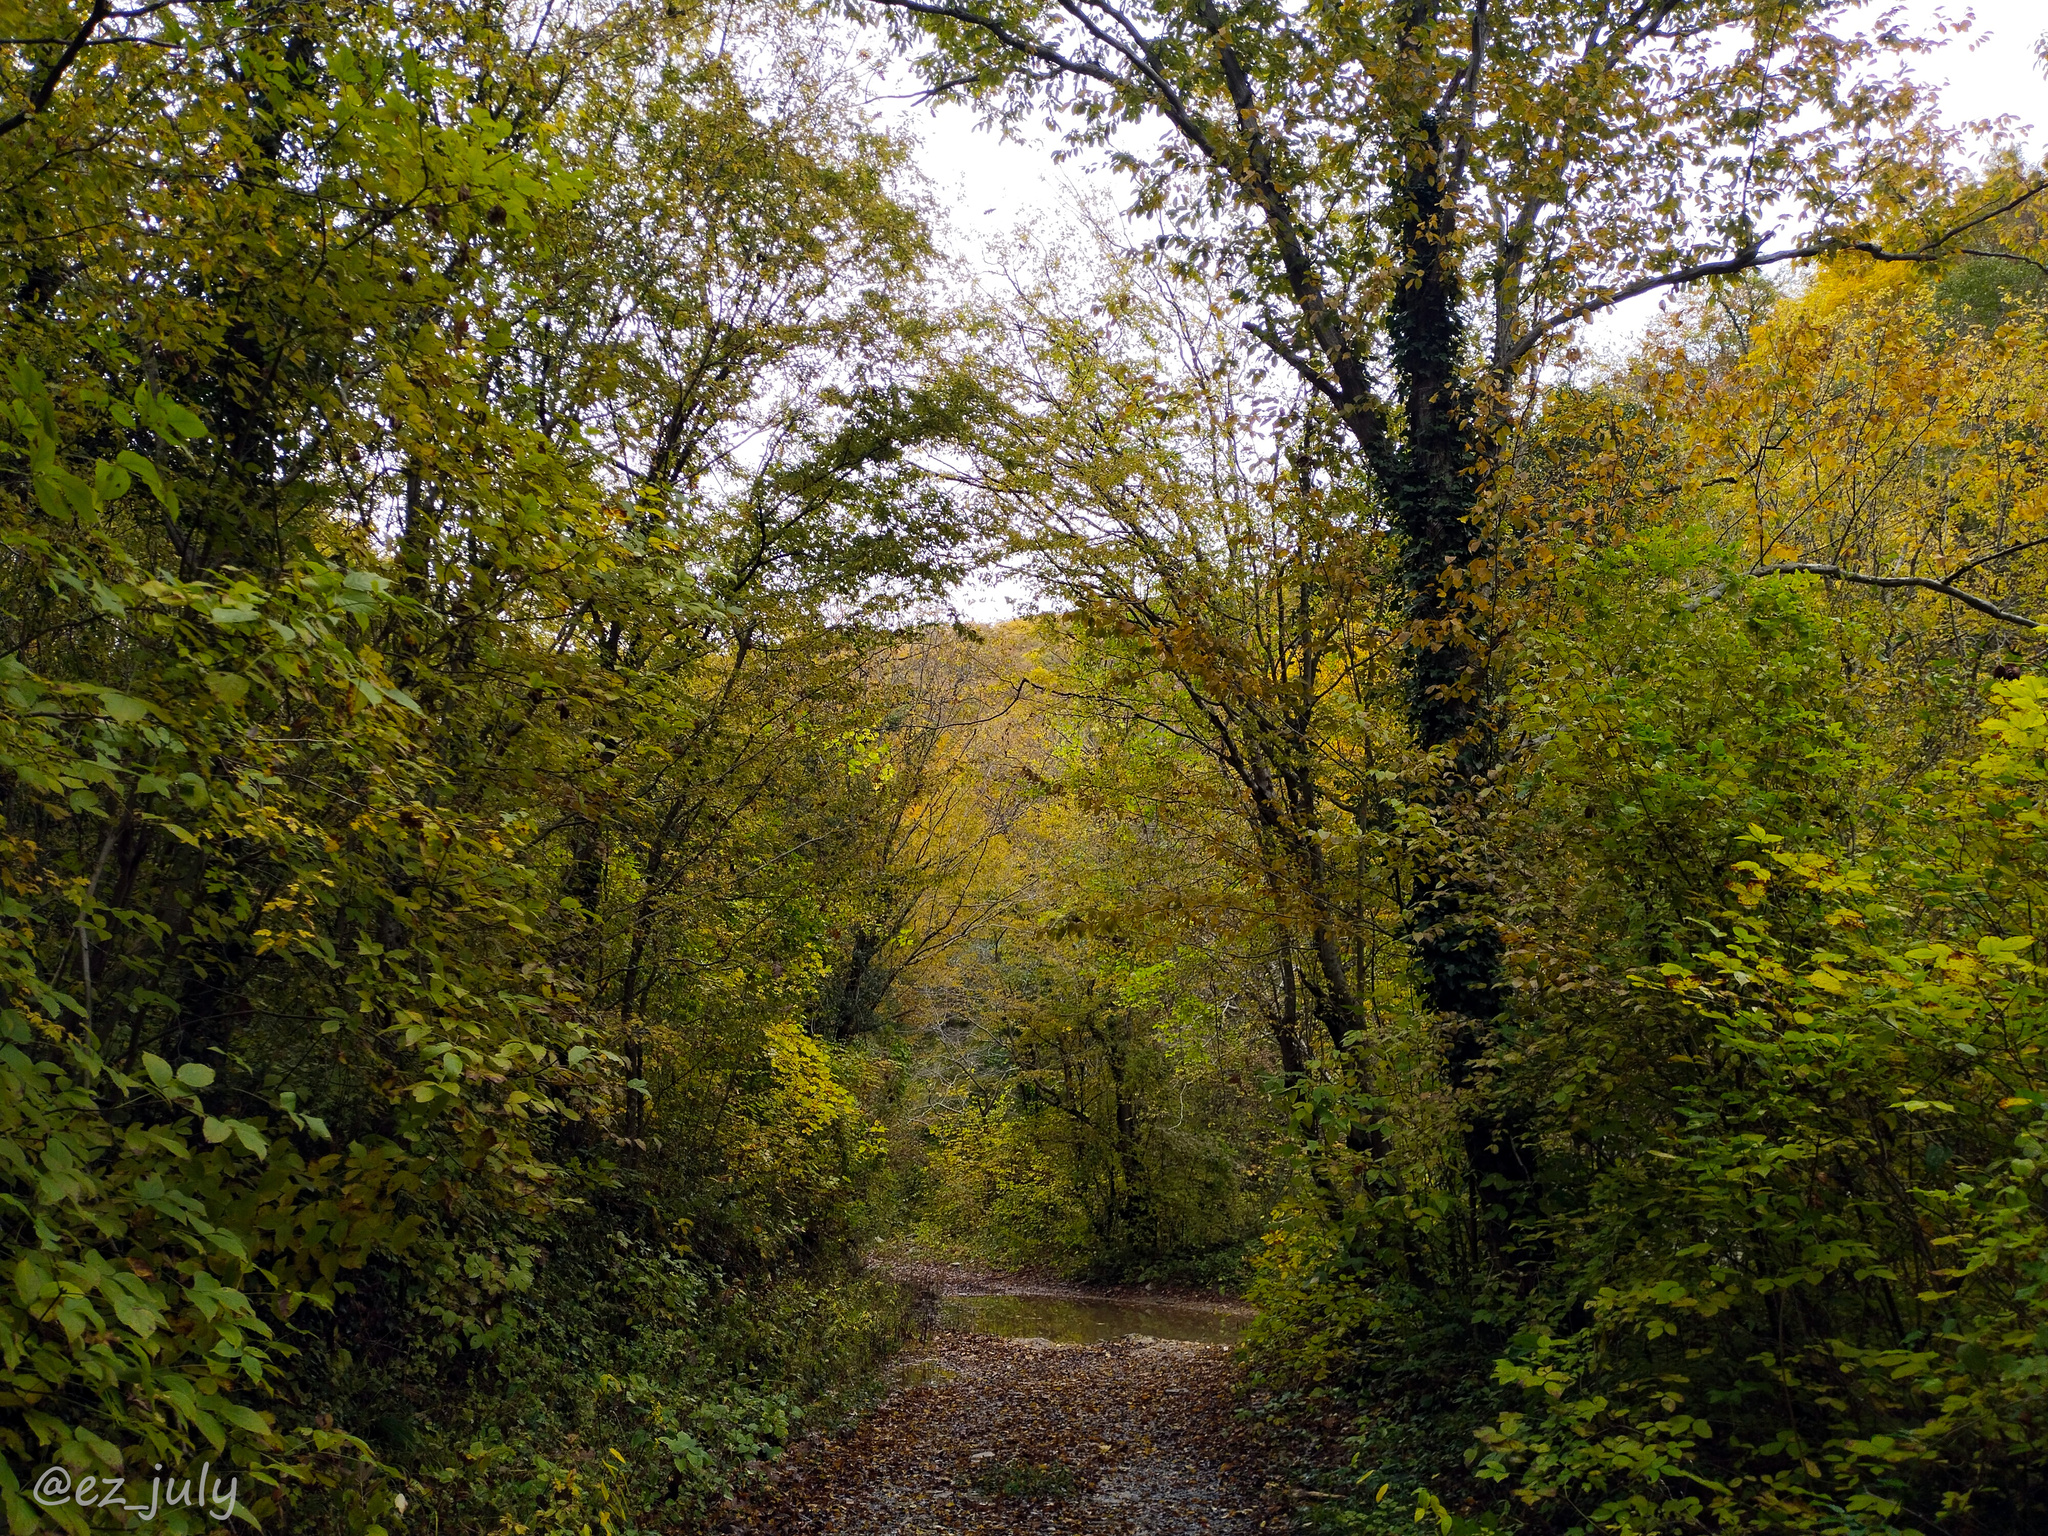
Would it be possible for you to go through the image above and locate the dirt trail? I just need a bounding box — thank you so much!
[716,1270,1287,1534]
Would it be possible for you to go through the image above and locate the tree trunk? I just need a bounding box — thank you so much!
[1381,112,1528,1260]
[1384,128,1504,1022]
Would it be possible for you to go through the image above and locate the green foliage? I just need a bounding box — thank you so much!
[895,631,1292,1284]
[1243,524,2048,1534]
[1454,673,2048,1533]
[1513,530,1878,963]
[0,351,589,1530]
[914,904,1283,1283]
[0,0,976,1528]
[362,1241,910,1533]
[1935,254,2048,333]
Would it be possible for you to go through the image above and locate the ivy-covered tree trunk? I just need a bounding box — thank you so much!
[1383,139,1493,903]
[1377,117,1529,1262]
[1382,125,1505,1022]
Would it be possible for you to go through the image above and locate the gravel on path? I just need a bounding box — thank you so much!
[715,1330,1290,1534]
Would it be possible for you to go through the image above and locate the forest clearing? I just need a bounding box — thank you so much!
[4,0,2048,1533]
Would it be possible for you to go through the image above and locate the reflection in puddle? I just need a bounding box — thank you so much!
[891,1360,963,1389]
[937,1293,1249,1346]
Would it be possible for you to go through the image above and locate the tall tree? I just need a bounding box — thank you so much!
[862,0,2045,1031]
[981,241,1410,1072]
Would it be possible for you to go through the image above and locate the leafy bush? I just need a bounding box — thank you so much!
[1248,530,2048,1535]
[1454,677,2048,1533]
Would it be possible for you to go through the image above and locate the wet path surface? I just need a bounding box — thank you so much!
[717,1268,1282,1534]
[936,1292,1251,1347]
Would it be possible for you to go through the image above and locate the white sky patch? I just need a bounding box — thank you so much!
[1579,0,2046,357]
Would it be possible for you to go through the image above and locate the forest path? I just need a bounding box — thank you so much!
[716,1267,1286,1534]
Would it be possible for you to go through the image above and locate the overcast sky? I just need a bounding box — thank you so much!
[876,1,2045,277]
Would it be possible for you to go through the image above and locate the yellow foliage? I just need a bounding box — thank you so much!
[1669,261,2048,629]
[757,1015,877,1158]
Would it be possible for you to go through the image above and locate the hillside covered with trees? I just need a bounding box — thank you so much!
[3,0,2047,1532]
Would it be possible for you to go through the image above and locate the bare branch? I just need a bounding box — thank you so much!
[866,0,1124,88]
[1752,562,2040,628]
[860,0,1122,92]
[1957,245,2048,278]
[1441,0,1488,196]
[1503,177,2048,369]
[0,0,111,140]
[1242,321,1344,404]
[1935,178,2048,248]
[864,73,985,104]
[1942,536,2048,588]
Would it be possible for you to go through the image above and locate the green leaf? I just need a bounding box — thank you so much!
[115,449,169,506]
[215,1401,273,1437]
[12,1256,47,1307]
[202,672,251,707]
[201,1117,232,1144]
[161,400,207,440]
[3,1483,39,1536]
[96,689,151,724]
[175,1062,215,1089]
[105,1290,163,1338]
[92,459,132,504]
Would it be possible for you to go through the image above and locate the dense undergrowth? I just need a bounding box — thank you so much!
[0,1,960,1529]
[1229,275,2048,1535]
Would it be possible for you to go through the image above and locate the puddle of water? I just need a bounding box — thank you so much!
[937,1293,1249,1346]
[891,1360,963,1389]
